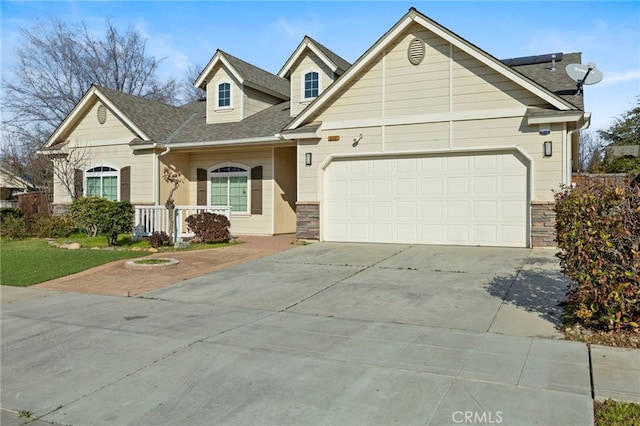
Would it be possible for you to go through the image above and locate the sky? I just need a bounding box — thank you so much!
[1,1,639,133]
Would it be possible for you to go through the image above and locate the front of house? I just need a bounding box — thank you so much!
[41,8,590,248]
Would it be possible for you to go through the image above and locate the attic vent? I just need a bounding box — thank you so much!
[408,38,425,65]
[97,105,107,124]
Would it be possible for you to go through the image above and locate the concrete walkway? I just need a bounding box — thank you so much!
[2,241,639,425]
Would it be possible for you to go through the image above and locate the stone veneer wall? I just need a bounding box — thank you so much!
[296,201,319,240]
[531,201,556,247]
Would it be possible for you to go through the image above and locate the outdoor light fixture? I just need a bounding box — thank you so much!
[543,141,552,157]
[305,152,312,166]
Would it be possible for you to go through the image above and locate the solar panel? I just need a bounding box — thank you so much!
[501,53,563,66]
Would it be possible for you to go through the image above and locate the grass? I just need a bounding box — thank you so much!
[0,239,149,286]
[594,399,640,426]
[133,258,171,265]
[55,232,150,249]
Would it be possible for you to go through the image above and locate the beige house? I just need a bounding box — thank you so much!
[41,8,590,247]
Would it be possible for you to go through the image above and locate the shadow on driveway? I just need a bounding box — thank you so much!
[485,253,571,330]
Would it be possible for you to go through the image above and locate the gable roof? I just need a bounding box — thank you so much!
[95,86,194,143]
[194,50,289,100]
[286,7,579,130]
[44,85,192,148]
[278,36,351,78]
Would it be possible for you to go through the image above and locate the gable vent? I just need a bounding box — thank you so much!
[408,38,425,65]
[97,105,107,124]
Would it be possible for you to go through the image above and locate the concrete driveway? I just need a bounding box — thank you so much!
[2,243,598,425]
[145,243,567,337]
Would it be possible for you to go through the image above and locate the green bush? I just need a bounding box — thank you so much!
[185,212,230,243]
[0,216,29,239]
[0,207,22,222]
[102,201,134,246]
[70,197,134,245]
[70,197,110,237]
[29,214,77,238]
[605,155,640,174]
[0,214,76,239]
[555,182,640,331]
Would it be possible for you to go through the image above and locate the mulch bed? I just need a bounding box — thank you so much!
[565,324,640,349]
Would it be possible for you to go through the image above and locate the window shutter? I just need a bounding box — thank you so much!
[74,169,84,199]
[197,168,207,206]
[251,166,262,215]
[120,166,130,202]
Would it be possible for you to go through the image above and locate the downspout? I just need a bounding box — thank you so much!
[565,113,591,185]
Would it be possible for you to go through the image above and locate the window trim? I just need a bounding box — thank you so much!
[301,68,321,102]
[215,80,233,110]
[85,165,119,201]
[207,163,250,215]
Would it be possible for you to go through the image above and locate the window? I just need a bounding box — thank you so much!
[210,165,249,214]
[304,71,319,99]
[218,82,231,108]
[86,166,118,201]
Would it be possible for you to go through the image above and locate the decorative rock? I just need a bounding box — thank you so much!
[173,241,190,249]
[67,243,81,250]
[131,247,142,251]
[147,248,159,253]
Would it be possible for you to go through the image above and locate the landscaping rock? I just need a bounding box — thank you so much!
[131,247,142,251]
[147,248,159,253]
[67,243,81,250]
[174,241,190,249]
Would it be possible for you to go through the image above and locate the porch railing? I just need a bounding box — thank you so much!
[134,205,231,242]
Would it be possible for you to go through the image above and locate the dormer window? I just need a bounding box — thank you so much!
[304,71,319,99]
[217,82,231,108]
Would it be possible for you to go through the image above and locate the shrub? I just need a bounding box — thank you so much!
[555,182,640,331]
[29,214,77,238]
[0,216,29,239]
[185,212,231,243]
[149,231,170,248]
[70,197,110,237]
[0,207,22,222]
[101,201,134,246]
[70,197,134,245]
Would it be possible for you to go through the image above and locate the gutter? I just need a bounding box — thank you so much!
[565,112,591,184]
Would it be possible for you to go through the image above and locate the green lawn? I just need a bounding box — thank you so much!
[0,239,149,286]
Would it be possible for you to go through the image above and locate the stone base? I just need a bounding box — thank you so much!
[296,202,319,240]
[531,201,556,247]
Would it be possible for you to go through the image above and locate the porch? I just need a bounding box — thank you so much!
[134,205,231,242]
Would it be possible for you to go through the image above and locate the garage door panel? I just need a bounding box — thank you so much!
[447,177,470,194]
[421,177,443,195]
[324,153,527,247]
[474,200,498,219]
[446,200,469,218]
[473,176,498,194]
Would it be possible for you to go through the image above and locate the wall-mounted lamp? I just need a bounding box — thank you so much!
[543,141,552,157]
[352,133,363,147]
[305,152,312,166]
[539,124,551,136]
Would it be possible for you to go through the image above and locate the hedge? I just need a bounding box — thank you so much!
[555,182,640,330]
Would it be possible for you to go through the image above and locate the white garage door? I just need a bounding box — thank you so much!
[323,153,528,247]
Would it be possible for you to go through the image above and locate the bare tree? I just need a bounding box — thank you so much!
[1,18,181,192]
[163,165,184,244]
[578,130,605,173]
[50,145,92,201]
[181,63,206,104]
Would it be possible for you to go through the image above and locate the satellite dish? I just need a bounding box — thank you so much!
[566,62,603,95]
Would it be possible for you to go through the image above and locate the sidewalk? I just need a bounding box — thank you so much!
[31,234,297,297]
